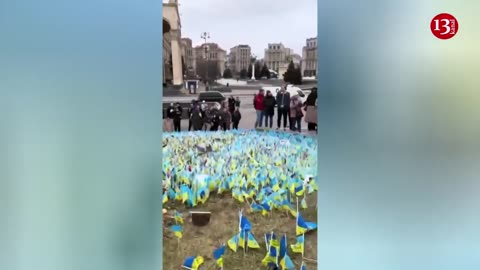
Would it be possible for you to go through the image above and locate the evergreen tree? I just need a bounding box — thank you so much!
[260,64,270,79]
[283,60,302,85]
[240,68,247,79]
[223,68,233,78]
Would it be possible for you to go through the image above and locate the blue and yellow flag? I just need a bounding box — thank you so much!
[162,193,168,204]
[170,224,183,239]
[247,232,260,249]
[227,234,239,252]
[301,197,308,209]
[182,255,204,270]
[212,244,226,267]
[174,210,184,224]
[300,261,307,270]
[261,244,278,266]
[296,214,309,235]
[239,215,252,231]
[279,234,295,269]
[290,234,304,254]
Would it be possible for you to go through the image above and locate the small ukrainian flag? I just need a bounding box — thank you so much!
[170,224,183,239]
[296,214,309,236]
[182,255,204,270]
[290,234,304,254]
[174,210,184,224]
[212,244,226,267]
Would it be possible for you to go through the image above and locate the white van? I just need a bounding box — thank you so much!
[262,85,307,105]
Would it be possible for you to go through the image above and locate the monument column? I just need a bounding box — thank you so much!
[170,29,183,86]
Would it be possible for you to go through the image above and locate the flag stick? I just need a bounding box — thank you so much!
[303,257,317,263]
[245,230,248,255]
[302,233,305,261]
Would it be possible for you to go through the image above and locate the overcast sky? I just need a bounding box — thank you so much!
[167,0,317,58]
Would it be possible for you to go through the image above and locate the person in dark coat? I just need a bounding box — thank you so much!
[235,97,241,107]
[209,105,221,131]
[304,87,318,132]
[232,107,242,129]
[166,103,175,119]
[173,102,183,132]
[187,100,195,131]
[190,101,203,131]
[263,90,276,128]
[275,87,290,130]
[228,96,236,115]
[221,107,232,131]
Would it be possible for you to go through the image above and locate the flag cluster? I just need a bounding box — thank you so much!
[162,130,318,211]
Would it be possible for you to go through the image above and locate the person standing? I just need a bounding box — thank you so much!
[190,101,203,131]
[232,107,242,129]
[228,96,236,115]
[187,100,195,131]
[253,89,265,128]
[209,105,221,131]
[164,102,175,132]
[263,90,276,128]
[276,87,290,130]
[235,97,241,108]
[173,102,183,132]
[221,107,231,131]
[304,87,318,132]
[289,95,304,132]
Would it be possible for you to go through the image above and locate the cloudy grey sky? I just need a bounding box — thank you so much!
[169,0,317,58]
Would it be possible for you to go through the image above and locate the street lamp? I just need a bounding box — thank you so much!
[251,53,256,81]
[200,32,210,84]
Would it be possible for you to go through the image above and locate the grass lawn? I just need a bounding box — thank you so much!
[163,193,317,270]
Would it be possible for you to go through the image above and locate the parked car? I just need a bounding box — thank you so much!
[198,91,226,103]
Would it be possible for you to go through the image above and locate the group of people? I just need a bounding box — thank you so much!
[253,86,318,132]
[164,97,242,132]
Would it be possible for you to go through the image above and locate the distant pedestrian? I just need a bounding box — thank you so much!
[263,90,276,128]
[276,86,290,130]
[253,89,265,128]
[232,107,242,129]
[289,95,304,132]
[304,87,318,132]
[173,102,183,132]
[235,97,241,107]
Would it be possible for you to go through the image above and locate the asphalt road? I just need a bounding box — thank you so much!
[171,96,313,131]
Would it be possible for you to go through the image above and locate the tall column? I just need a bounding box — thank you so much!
[170,30,183,86]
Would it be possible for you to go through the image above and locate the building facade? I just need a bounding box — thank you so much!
[181,38,194,77]
[301,37,317,77]
[193,43,226,80]
[264,43,292,72]
[228,45,251,74]
[163,0,183,86]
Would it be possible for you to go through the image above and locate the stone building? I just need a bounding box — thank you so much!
[301,37,317,77]
[163,0,183,86]
[228,45,252,74]
[264,43,292,72]
[193,43,226,80]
